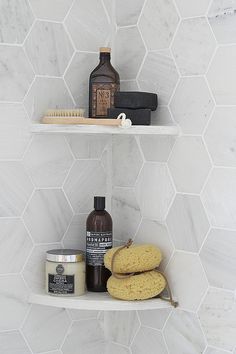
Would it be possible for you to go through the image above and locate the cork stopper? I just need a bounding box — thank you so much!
[100,47,111,53]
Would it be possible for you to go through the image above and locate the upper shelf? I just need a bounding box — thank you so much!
[31,124,180,136]
[29,292,171,311]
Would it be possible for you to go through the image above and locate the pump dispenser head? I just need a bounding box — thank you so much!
[94,196,105,211]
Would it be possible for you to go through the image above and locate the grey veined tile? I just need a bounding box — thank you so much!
[200,229,236,290]
[205,347,230,354]
[138,50,179,105]
[167,194,209,252]
[0,0,34,44]
[207,46,236,105]
[175,0,211,17]
[0,46,34,102]
[202,168,236,229]
[139,0,179,50]
[24,77,74,122]
[132,327,168,354]
[164,310,206,354]
[172,18,216,75]
[204,107,236,167]
[66,134,109,159]
[198,288,236,351]
[29,0,73,21]
[208,0,236,44]
[115,0,144,26]
[24,20,73,76]
[0,331,31,354]
[65,0,111,51]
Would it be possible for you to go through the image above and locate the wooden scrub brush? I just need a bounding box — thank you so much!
[41,109,132,128]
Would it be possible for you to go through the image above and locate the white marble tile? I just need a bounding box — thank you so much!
[99,311,139,346]
[66,135,109,159]
[208,0,236,44]
[205,347,230,354]
[202,168,236,229]
[112,136,143,187]
[68,309,99,321]
[204,107,236,167]
[116,0,143,26]
[64,52,98,115]
[61,319,104,354]
[168,136,211,193]
[0,275,29,330]
[207,46,236,104]
[170,77,214,135]
[138,309,172,330]
[112,187,141,241]
[0,162,33,217]
[63,214,87,251]
[23,135,73,188]
[23,243,61,293]
[167,194,209,252]
[165,252,208,311]
[23,189,72,244]
[151,106,174,126]
[139,0,179,50]
[0,331,31,354]
[0,103,30,159]
[120,80,139,91]
[135,163,175,221]
[24,77,74,123]
[131,326,168,354]
[175,0,211,17]
[0,46,34,102]
[200,229,236,290]
[198,288,236,351]
[139,136,175,162]
[29,0,73,21]
[25,21,73,76]
[172,18,216,75]
[0,0,34,44]
[164,310,206,354]
[64,160,107,214]
[114,26,145,80]
[135,219,173,268]
[138,50,179,105]
[0,218,33,274]
[23,305,70,353]
[65,0,111,51]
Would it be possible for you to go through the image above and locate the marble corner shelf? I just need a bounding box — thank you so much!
[29,292,171,311]
[30,124,180,136]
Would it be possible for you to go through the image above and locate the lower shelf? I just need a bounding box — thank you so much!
[29,292,171,311]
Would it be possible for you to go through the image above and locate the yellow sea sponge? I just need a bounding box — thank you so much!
[104,244,162,273]
[107,271,166,301]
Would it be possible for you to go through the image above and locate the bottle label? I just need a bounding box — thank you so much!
[91,83,119,117]
[48,274,75,295]
[86,231,112,266]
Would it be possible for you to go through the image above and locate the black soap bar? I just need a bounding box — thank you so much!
[108,108,151,125]
[114,91,158,111]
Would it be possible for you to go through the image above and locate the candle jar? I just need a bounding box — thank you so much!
[46,249,85,296]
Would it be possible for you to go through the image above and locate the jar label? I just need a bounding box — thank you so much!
[48,273,74,294]
[91,83,119,117]
[86,231,112,266]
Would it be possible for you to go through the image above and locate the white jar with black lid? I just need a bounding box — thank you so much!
[46,249,85,296]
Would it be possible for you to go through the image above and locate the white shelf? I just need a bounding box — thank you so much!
[29,292,171,311]
[31,124,179,136]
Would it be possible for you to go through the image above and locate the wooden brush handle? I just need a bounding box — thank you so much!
[42,117,122,126]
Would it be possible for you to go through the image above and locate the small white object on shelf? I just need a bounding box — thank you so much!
[29,292,172,311]
[31,124,180,136]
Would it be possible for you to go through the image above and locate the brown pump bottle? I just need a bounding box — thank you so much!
[86,196,112,292]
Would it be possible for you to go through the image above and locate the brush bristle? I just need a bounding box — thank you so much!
[46,109,85,117]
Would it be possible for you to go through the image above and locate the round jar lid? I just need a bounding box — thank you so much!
[46,249,84,263]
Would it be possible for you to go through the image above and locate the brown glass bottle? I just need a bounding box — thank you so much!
[89,47,120,118]
[86,196,112,292]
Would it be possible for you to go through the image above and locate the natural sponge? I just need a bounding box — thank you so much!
[104,244,162,274]
[107,271,166,301]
